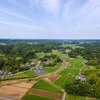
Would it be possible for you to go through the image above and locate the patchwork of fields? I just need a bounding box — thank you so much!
[22,79,62,100]
[0,52,99,100]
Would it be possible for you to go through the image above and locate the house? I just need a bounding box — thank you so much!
[84,60,88,64]
[0,70,4,75]
[30,62,34,65]
[76,75,86,81]
[25,63,31,67]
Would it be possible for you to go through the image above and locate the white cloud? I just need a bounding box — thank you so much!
[63,0,100,20]
[0,19,46,32]
[27,0,62,16]
[0,9,32,21]
[39,0,61,16]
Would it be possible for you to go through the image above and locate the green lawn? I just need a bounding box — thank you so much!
[66,94,99,100]
[33,79,62,94]
[8,71,37,79]
[22,94,54,100]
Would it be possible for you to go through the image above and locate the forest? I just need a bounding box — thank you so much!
[0,42,64,73]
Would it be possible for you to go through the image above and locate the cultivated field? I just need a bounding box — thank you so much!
[0,52,99,100]
[54,57,84,88]
[29,88,62,100]
[33,79,62,94]
[66,94,99,100]
[0,82,33,100]
[8,71,37,79]
[22,94,55,100]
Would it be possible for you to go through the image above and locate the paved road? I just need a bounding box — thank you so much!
[62,91,66,100]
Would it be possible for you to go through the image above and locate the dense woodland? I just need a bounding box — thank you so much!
[0,42,65,73]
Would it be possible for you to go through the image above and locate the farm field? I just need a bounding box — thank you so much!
[0,82,33,100]
[29,88,62,100]
[0,46,99,100]
[54,57,84,88]
[52,50,66,60]
[8,71,37,79]
[43,63,61,73]
[33,79,62,94]
[66,94,100,100]
[22,94,54,100]
[36,51,66,60]
[43,67,59,73]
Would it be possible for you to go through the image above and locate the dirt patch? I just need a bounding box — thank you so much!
[29,88,62,100]
[12,82,32,89]
[48,75,60,82]
[0,82,33,99]
[63,60,69,67]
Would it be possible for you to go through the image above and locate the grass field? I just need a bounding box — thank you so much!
[8,71,37,79]
[66,94,100,100]
[54,73,75,88]
[54,57,84,88]
[22,94,54,100]
[33,79,62,94]
[43,67,59,73]
[43,63,61,73]
[52,50,66,60]
[69,57,84,69]
[36,53,47,58]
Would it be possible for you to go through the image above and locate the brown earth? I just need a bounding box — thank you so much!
[12,82,32,89]
[48,75,60,82]
[0,82,33,99]
[29,88,62,100]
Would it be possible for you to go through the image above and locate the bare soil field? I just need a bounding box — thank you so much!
[0,82,33,100]
[12,82,32,89]
[29,88,62,100]
[48,75,60,82]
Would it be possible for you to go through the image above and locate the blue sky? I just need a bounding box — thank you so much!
[0,0,100,39]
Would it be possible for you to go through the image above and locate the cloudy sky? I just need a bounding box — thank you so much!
[0,0,100,39]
